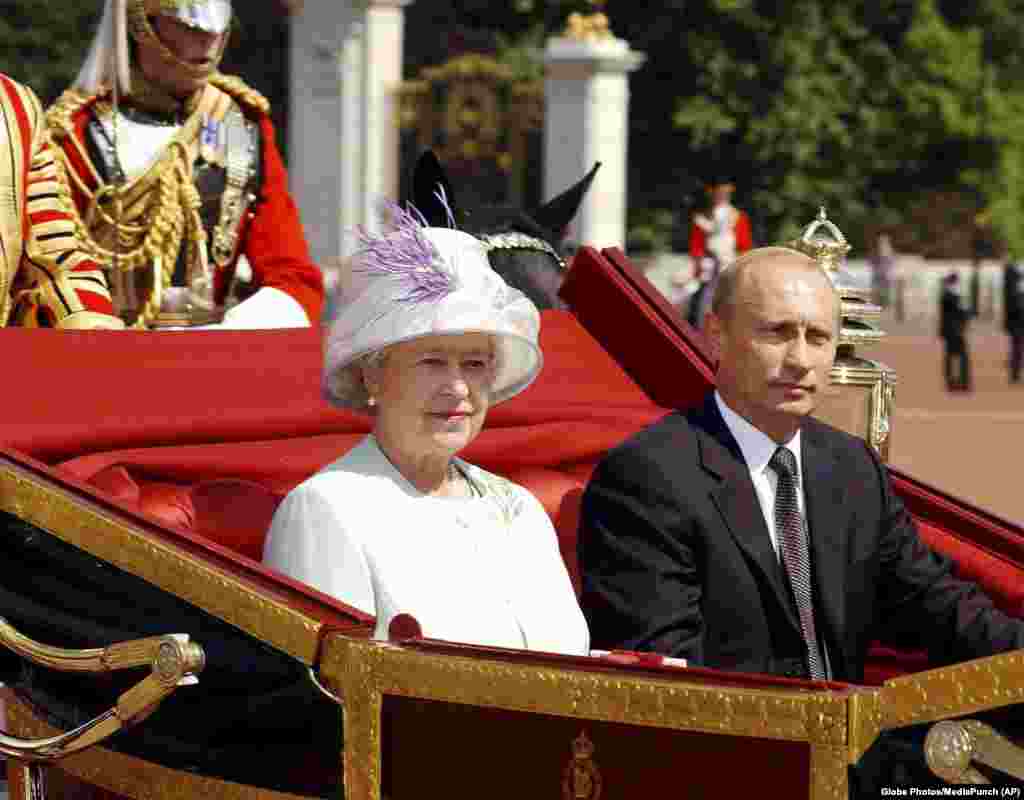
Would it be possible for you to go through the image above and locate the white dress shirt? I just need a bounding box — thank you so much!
[714,391,804,555]
[263,436,589,656]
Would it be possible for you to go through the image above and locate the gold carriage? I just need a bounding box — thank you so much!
[0,242,1022,799]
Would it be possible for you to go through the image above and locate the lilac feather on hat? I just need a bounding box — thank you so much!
[352,201,458,306]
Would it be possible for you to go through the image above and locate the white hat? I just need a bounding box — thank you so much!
[323,207,542,410]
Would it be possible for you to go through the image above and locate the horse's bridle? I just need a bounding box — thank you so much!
[476,232,567,272]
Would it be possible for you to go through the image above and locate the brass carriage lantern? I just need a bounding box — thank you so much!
[790,209,897,461]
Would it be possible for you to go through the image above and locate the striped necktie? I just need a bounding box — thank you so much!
[769,446,826,680]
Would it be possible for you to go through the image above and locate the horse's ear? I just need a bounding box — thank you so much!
[411,150,458,227]
[532,162,601,239]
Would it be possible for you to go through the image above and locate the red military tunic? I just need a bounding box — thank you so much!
[0,74,121,328]
[48,75,323,329]
[689,203,753,271]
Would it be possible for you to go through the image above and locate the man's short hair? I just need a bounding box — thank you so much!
[710,247,818,319]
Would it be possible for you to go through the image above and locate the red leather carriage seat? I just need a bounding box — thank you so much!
[917,520,1024,617]
[79,459,592,590]
[73,459,588,589]
[84,463,281,561]
[88,454,1024,689]
[861,496,1024,686]
[69,457,1024,688]
[50,309,655,593]
[20,260,1021,687]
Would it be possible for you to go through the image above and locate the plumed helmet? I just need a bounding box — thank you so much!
[75,0,233,96]
[143,0,233,34]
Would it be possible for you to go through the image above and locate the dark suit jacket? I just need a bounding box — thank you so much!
[940,286,969,343]
[1005,263,1023,334]
[578,394,1024,683]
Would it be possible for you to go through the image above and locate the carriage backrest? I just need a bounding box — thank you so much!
[37,308,666,585]
[3,247,1022,689]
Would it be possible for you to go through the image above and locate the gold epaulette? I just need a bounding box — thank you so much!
[208,73,270,117]
[46,88,101,141]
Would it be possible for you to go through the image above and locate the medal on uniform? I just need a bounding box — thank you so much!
[199,114,222,165]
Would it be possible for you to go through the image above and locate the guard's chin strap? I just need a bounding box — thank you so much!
[129,1,226,90]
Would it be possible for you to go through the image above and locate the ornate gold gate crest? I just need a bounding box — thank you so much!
[562,731,603,800]
[397,53,543,207]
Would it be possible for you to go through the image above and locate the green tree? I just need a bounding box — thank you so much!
[16,0,1012,256]
[0,0,99,103]
[0,1,292,156]
[948,0,1024,258]
[454,0,1021,256]
[641,0,1002,252]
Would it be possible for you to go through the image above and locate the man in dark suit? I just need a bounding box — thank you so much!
[579,247,1024,790]
[1004,261,1023,384]
[940,272,972,392]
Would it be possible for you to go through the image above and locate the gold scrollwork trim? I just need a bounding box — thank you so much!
[419,53,516,84]
[322,637,851,745]
[810,744,849,800]
[829,358,897,461]
[838,328,886,348]
[340,653,382,800]
[324,636,855,800]
[829,362,889,388]
[882,651,1024,730]
[0,617,197,676]
[3,690,315,800]
[846,690,885,764]
[0,462,323,665]
[870,368,897,459]
[396,52,544,175]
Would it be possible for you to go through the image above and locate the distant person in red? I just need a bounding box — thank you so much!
[675,180,753,329]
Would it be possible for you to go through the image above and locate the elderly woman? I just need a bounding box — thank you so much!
[263,208,588,655]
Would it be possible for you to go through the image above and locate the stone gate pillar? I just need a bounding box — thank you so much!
[289,0,413,263]
[361,0,413,237]
[543,27,644,251]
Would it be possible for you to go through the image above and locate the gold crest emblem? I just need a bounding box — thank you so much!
[562,731,603,800]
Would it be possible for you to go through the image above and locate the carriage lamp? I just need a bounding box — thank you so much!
[791,208,897,462]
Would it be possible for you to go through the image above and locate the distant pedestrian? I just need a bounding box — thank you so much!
[939,273,971,392]
[870,233,894,308]
[1004,261,1023,384]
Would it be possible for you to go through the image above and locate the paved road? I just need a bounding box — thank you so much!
[872,313,1022,523]
[644,260,1023,524]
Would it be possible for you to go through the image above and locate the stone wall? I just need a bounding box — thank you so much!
[639,252,1013,324]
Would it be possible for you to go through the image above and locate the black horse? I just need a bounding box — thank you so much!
[409,150,600,310]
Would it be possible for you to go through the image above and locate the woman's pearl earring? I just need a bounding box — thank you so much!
[367,395,376,407]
